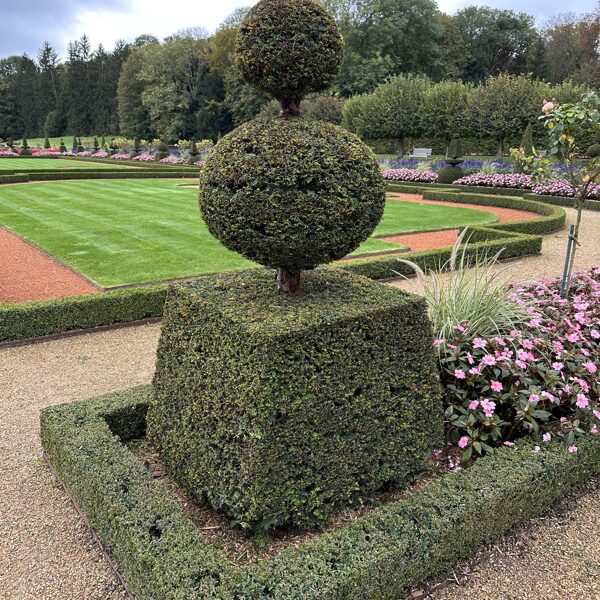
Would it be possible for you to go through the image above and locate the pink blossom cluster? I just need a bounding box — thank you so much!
[159,155,186,165]
[453,173,533,189]
[131,153,155,162]
[193,160,205,168]
[75,151,93,157]
[90,151,109,159]
[532,179,600,200]
[382,168,438,183]
[0,150,20,157]
[31,147,60,155]
[109,153,131,160]
[441,267,600,460]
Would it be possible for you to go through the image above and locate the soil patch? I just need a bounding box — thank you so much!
[0,227,100,303]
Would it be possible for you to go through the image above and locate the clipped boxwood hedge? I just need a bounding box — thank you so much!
[149,268,443,531]
[524,193,600,212]
[41,385,600,599]
[0,285,167,342]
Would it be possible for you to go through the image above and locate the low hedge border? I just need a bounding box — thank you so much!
[41,386,600,599]
[0,155,200,170]
[0,170,197,183]
[524,193,600,212]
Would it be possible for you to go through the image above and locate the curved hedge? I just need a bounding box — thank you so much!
[41,385,600,599]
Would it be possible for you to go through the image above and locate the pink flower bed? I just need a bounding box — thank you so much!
[159,155,186,165]
[193,160,205,168]
[441,268,600,460]
[453,173,533,189]
[0,150,19,157]
[132,153,155,162]
[382,168,438,183]
[532,179,600,200]
[109,153,131,160]
[90,151,109,159]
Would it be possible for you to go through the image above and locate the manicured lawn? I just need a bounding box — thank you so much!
[0,179,496,287]
[0,158,133,170]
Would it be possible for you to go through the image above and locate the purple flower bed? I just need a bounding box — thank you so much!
[441,268,600,461]
[453,173,533,189]
[379,158,513,175]
[532,179,600,200]
[382,168,438,183]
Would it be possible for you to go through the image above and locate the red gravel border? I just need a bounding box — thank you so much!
[0,227,100,303]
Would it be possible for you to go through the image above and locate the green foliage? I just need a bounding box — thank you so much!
[43,136,51,149]
[92,137,99,151]
[437,165,464,184]
[521,122,534,155]
[200,117,385,271]
[41,384,600,598]
[148,269,443,532]
[19,137,31,155]
[467,74,548,156]
[236,0,344,108]
[588,143,600,158]
[342,74,430,146]
[59,138,67,152]
[0,285,166,342]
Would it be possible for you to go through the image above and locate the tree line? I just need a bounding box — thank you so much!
[0,1,598,142]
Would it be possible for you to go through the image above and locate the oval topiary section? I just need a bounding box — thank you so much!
[236,0,344,115]
[200,117,385,274]
[588,143,600,158]
[437,165,465,184]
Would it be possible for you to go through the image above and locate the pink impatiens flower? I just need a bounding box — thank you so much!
[458,436,469,449]
[454,368,466,379]
[480,399,496,417]
[529,393,540,403]
[490,380,503,393]
[576,394,589,409]
[468,400,479,410]
[473,337,487,349]
[542,432,552,442]
[482,355,496,366]
[568,445,578,453]
[583,361,597,374]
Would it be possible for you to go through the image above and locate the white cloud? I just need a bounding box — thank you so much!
[64,0,256,52]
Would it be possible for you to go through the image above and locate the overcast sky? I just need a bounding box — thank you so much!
[0,0,595,59]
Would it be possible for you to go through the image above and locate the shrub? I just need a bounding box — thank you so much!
[148,268,443,534]
[437,165,464,184]
[19,137,31,156]
[59,138,67,153]
[200,117,385,276]
[440,268,600,461]
[236,0,344,113]
[154,140,169,161]
[587,143,600,158]
[43,137,51,149]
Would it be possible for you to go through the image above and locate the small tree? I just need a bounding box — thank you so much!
[59,138,67,152]
[19,137,31,156]
[92,137,100,152]
[539,92,600,295]
[187,137,199,164]
[77,138,84,153]
[520,122,534,156]
[72,135,78,152]
[43,136,51,149]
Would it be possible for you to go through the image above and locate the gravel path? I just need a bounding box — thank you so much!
[2,203,600,599]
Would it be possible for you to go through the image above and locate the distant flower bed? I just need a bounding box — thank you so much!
[90,151,109,159]
[31,147,60,155]
[193,160,205,168]
[0,150,20,157]
[131,153,155,162]
[442,268,600,461]
[76,151,93,157]
[382,168,438,183]
[109,153,131,160]
[159,156,186,165]
[453,173,533,189]
[532,179,600,200]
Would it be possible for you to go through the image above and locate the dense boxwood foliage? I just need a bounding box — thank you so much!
[200,118,385,272]
[437,165,465,184]
[41,385,600,599]
[148,268,443,533]
[236,0,344,109]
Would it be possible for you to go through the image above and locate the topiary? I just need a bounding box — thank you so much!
[109,138,118,156]
[7,137,13,150]
[437,135,464,183]
[236,0,344,117]
[201,118,385,274]
[43,136,51,149]
[154,140,169,161]
[187,137,199,164]
[92,137,100,152]
[129,137,140,159]
[588,144,600,158]
[72,136,78,152]
[59,138,67,153]
[201,0,383,292]
[19,137,31,156]
[77,138,84,153]
[520,122,534,157]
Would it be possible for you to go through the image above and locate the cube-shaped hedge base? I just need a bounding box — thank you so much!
[148,269,442,531]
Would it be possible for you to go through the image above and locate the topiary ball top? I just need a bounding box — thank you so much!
[200,118,385,271]
[236,0,344,109]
